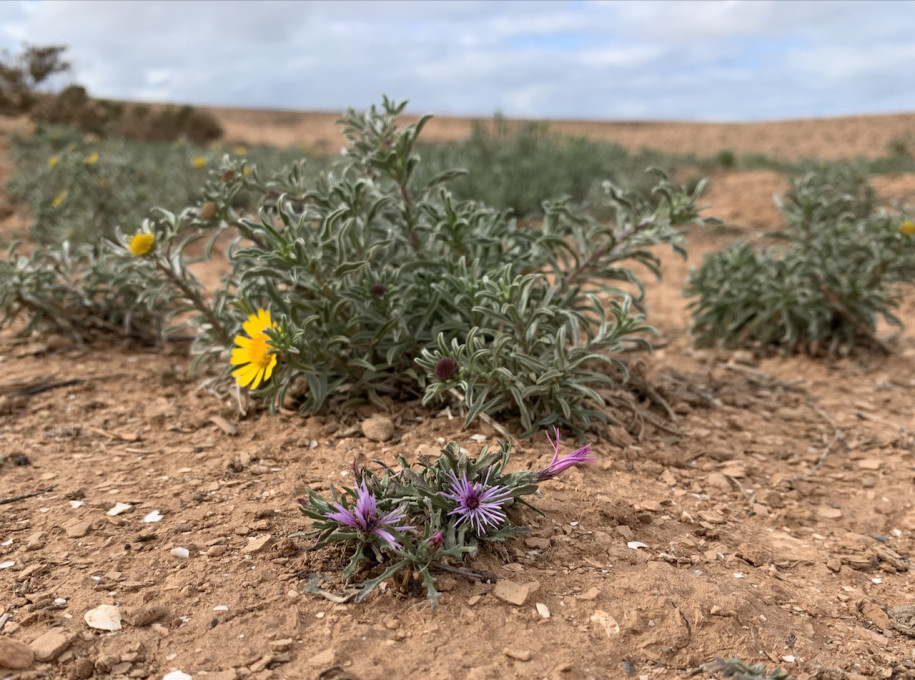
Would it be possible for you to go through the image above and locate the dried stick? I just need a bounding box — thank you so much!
[0,485,57,505]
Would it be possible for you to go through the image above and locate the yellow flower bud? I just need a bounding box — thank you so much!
[51,191,67,208]
[85,152,99,165]
[48,156,59,168]
[128,232,156,256]
[900,220,915,236]
[192,156,207,168]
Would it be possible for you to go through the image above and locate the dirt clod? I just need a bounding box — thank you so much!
[0,636,34,670]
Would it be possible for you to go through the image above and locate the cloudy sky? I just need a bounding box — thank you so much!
[1,0,912,122]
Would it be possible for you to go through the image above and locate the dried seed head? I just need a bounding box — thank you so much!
[434,357,458,381]
[221,169,236,183]
[199,201,218,221]
[370,283,387,298]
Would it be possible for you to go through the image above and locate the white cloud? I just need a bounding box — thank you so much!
[0,0,911,121]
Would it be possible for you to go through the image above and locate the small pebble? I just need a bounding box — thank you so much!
[503,648,532,662]
[170,547,190,559]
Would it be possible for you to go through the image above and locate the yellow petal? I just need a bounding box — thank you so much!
[249,367,264,390]
[258,309,272,327]
[263,355,277,382]
[232,365,257,386]
[242,316,262,337]
[233,335,253,349]
[230,348,251,365]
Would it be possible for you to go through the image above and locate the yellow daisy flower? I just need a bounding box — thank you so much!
[48,155,59,168]
[192,156,207,168]
[230,309,277,389]
[900,220,915,236]
[128,232,155,256]
[51,191,67,208]
[85,152,99,165]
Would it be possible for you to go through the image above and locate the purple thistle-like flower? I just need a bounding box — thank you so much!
[324,482,412,550]
[537,427,597,481]
[441,469,513,535]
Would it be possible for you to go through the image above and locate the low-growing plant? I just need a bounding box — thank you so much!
[687,166,915,355]
[294,433,594,607]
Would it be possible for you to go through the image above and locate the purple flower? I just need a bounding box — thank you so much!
[441,469,513,534]
[537,428,596,481]
[428,531,444,548]
[325,482,412,550]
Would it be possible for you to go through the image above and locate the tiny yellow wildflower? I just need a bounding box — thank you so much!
[48,155,59,168]
[85,152,99,165]
[230,309,278,390]
[128,232,156,256]
[192,156,207,168]
[900,220,915,236]
[233,145,248,156]
[242,165,252,178]
[51,191,67,208]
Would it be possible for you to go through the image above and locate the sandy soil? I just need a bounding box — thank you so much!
[2,110,915,680]
[207,106,915,162]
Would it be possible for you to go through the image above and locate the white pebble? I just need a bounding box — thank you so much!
[170,547,190,559]
[536,602,550,619]
[0,560,14,569]
[213,605,229,611]
[143,510,164,523]
[163,672,192,680]
[70,500,83,508]
[627,541,648,550]
[84,604,122,631]
[107,502,133,516]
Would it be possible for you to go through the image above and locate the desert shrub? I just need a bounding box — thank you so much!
[687,166,915,355]
[0,44,70,116]
[3,97,711,435]
[0,240,170,341]
[33,89,223,144]
[715,149,736,168]
[414,115,674,218]
[775,163,875,232]
[6,124,316,243]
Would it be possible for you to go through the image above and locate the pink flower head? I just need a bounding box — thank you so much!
[324,482,412,550]
[441,469,513,535]
[537,427,596,481]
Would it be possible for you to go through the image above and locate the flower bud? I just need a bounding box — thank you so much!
[370,283,387,298]
[434,357,458,381]
[900,220,915,236]
[199,201,218,221]
[221,169,236,183]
